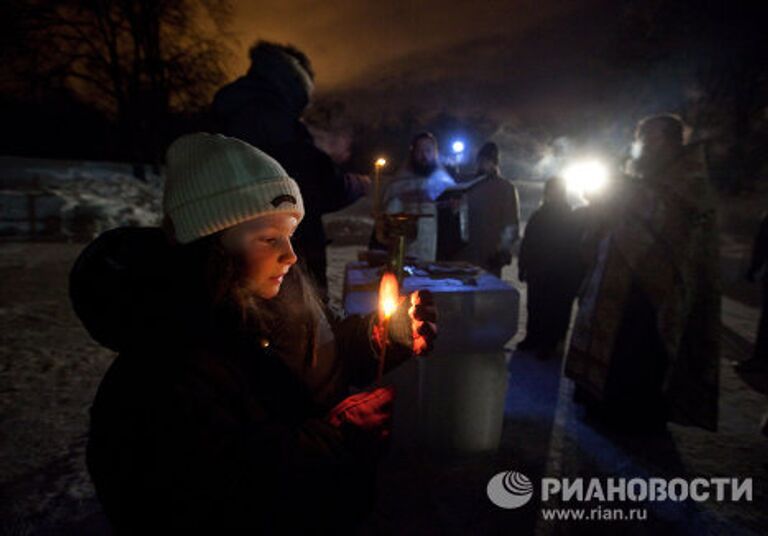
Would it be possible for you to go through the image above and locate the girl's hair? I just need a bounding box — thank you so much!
[176,231,324,363]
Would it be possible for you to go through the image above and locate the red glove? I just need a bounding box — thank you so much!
[327,386,394,440]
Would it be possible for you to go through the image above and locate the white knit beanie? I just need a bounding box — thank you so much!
[163,133,304,244]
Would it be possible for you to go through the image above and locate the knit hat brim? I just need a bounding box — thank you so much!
[163,133,305,244]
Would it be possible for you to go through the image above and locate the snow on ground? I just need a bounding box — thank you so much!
[718,228,761,344]
[722,297,760,345]
[0,243,113,534]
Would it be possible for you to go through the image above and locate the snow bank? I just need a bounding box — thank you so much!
[0,156,163,240]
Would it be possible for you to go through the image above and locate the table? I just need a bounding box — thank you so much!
[343,261,520,453]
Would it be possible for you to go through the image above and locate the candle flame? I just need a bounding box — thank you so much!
[378,272,399,320]
[375,157,387,167]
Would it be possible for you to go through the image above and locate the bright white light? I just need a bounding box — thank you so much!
[381,296,397,318]
[562,160,609,196]
[451,140,465,154]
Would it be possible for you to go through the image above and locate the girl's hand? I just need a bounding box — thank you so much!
[408,290,437,355]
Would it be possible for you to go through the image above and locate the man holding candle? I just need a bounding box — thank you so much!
[71,134,436,533]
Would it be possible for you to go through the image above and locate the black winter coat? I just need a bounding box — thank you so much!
[519,201,583,292]
[70,228,390,534]
[211,53,366,290]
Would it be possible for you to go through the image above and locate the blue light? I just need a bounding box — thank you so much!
[451,140,465,154]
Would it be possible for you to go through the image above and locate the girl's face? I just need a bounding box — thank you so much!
[220,213,299,299]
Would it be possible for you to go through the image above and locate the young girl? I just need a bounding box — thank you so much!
[70,133,435,534]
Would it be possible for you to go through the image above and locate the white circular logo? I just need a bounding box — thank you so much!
[487,471,534,509]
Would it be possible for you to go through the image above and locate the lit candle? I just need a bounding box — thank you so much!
[373,157,387,218]
[376,271,399,380]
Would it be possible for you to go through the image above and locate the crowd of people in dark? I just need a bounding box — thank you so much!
[68,41,765,533]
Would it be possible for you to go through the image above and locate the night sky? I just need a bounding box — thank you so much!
[229,0,593,91]
[225,0,622,123]
[221,0,764,146]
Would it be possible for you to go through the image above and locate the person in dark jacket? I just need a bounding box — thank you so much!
[70,133,435,534]
[737,212,768,371]
[211,41,370,295]
[446,142,520,276]
[517,176,581,357]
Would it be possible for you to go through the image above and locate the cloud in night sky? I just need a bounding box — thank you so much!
[227,0,600,91]
[223,0,753,146]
